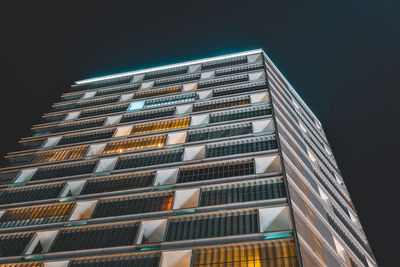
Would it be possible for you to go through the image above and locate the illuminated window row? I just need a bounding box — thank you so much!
[143,92,196,108]
[31,145,89,164]
[133,85,182,99]
[131,117,191,135]
[102,134,167,154]
[192,95,250,112]
[0,203,75,228]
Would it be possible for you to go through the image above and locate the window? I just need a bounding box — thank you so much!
[200,179,285,206]
[54,118,105,133]
[31,160,98,181]
[193,96,250,112]
[144,66,188,80]
[75,95,120,109]
[187,122,252,142]
[0,183,65,205]
[212,80,268,97]
[0,203,75,228]
[86,75,133,90]
[192,239,298,267]
[143,93,196,108]
[131,117,190,135]
[205,136,278,158]
[201,56,247,70]
[91,192,173,218]
[120,107,175,123]
[69,253,161,267]
[80,171,155,195]
[49,222,140,252]
[102,135,167,154]
[31,145,89,164]
[0,232,35,257]
[79,103,130,118]
[154,73,200,87]
[177,159,255,183]
[210,104,272,123]
[165,210,259,241]
[133,86,182,99]
[197,74,248,89]
[114,149,183,170]
[95,83,140,97]
[57,129,115,146]
[215,62,264,76]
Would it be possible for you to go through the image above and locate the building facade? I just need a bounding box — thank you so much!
[0,49,376,266]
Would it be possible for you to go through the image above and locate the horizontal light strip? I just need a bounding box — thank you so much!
[75,49,263,85]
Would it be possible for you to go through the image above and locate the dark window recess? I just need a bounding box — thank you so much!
[80,171,155,195]
[215,62,264,76]
[187,123,252,142]
[200,180,285,206]
[31,161,98,181]
[165,210,259,241]
[54,118,105,133]
[144,66,188,80]
[91,193,173,218]
[49,222,140,252]
[70,83,90,92]
[213,80,268,97]
[57,129,115,146]
[177,159,255,183]
[60,93,84,102]
[95,83,140,97]
[332,205,373,257]
[79,103,129,118]
[87,76,133,90]
[114,149,183,170]
[201,56,248,70]
[327,215,368,266]
[0,233,35,257]
[50,103,77,112]
[15,139,47,151]
[69,253,161,267]
[154,73,200,87]
[0,183,65,205]
[41,114,66,124]
[210,105,272,123]
[205,136,278,158]
[75,96,120,109]
[120,107,175,123]
[197,74,248,89]
[0,203,75,228]
[192,96,250,112]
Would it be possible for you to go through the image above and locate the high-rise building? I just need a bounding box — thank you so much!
[0,49,376,266]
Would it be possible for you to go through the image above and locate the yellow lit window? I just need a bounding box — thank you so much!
[131,117,190,135]
[133,86,181,99]
[103,135,167,154]
[31,145,89,164]
[192,240,297,267]
[0,262,43,267]
[0,203,76,228]
[193,97,250,112]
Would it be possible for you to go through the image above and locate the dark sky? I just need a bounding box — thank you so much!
[0,1,398,265]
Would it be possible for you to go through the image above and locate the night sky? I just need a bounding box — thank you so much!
[1,1,398,265]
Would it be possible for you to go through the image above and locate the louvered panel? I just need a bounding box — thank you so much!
[0,233,35,257]
[57,129,115,146]
[31,145,89,164]
[49,222,140,252]
[192,96,250,112]
[0,183,65,205]
[78,103,129,118]
[69,252,161,267]
[143,93,196,108]
[102,135,166,154]
[197,74,248,89]
[0,203,75,228]
[133,86,181,99]
[75,95,120,109]
[31,160,98,181]
[131,117,190,135]
[95,83,139,97]
[215,62,264,76]
[80,171,155,195]
[212,80,268,97]
[120,107,175,123]
[187,122,252,142]
[115,149,183,170]
[54,118,105,133]
[154,73,200,87]
[210,104,272,123]
[144,66,188,80]
[165,210,259,241]
[201,56,247,70]
[177,159,255,183]
[91,192,173,218]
